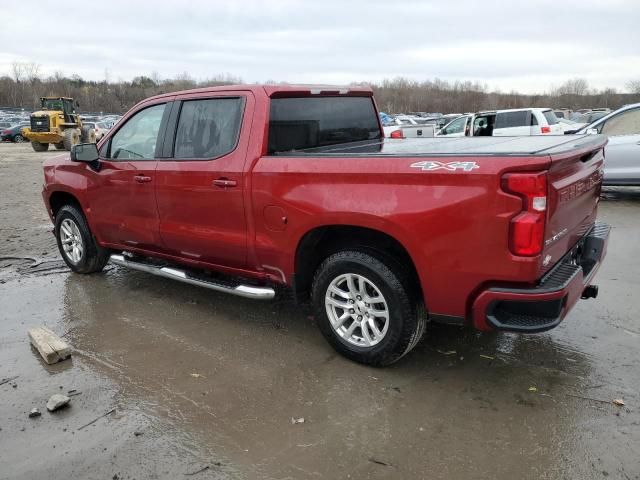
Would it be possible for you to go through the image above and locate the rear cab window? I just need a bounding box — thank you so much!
[268,96,381,154]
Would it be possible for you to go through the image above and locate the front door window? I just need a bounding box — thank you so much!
[108,104,166,160]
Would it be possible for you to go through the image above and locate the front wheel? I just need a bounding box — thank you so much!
[62,128,80,151]
[31,141,49,152]
[81,126,96,143]
[55,204,110,273]
[13,134,25,143]
[311,250,425,366]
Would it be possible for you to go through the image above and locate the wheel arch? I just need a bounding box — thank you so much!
[293,224,424,305]
[48,190,84,220]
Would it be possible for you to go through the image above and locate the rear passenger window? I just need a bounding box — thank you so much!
[495,111,530,129]
[174,98,244,159]
[268,97,381,153]
[542,110,559,125]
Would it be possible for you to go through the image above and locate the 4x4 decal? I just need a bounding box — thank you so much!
[410,161,479,172]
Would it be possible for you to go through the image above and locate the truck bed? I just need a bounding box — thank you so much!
[274,134,605,157]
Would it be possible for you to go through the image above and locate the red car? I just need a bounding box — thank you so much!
[42,85,609,366]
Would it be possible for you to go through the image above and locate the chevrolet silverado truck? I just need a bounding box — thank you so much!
[42,85,610,366]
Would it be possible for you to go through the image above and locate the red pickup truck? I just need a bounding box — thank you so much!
[42,84,610,366]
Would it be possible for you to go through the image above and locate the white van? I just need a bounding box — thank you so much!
[438,108,564,137]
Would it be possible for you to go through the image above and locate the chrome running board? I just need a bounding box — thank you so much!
[109,254,275,300]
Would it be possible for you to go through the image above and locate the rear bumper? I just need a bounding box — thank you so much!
[472,222,610,332]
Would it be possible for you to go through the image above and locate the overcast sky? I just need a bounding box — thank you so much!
[2,0,639,93]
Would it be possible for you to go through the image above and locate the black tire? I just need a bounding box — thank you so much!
[31,141,49,152]
[81,126,96,143]
[311,250,426,366]
[62,128,80,151]
[13,134,25,143]
[54,204,110,274]
[54,142,65,150]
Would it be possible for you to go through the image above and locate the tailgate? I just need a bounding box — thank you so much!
[541,135,608,273]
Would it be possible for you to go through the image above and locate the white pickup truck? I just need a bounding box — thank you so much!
[382,115,438,138]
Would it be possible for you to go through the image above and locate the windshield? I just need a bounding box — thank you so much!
[41,99,64,111]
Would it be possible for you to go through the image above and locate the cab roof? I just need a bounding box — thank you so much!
[144,84,374,103]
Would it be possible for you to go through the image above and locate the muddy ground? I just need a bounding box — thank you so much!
[0,142,639,480]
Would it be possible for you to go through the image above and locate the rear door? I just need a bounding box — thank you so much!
[90,101,171,251]
[154,92,252,268]
[493,110,531,136]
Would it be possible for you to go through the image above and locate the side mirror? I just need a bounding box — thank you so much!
[75,101,80,108]
[586,128,599,135]
[70,143,99,162]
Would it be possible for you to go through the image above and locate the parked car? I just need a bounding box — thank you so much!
[576,102,640,185]
[42,84,609,366]
[1,123,30,142]
[553,109,573,119]
[383,115,448,138]
[573,111,609,124]
[438,108,563,137]
[437,114,472,137]
[81,121,110,141]
[557,117,586,133]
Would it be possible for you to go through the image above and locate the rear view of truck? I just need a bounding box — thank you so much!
[471,135,609,332]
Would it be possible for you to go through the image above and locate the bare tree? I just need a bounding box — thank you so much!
[627,80,640,94]
[554,78,590,96]
[11,62,24,83]
[1,66,639,115]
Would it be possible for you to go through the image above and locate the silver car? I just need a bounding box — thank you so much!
[578,103,640,185]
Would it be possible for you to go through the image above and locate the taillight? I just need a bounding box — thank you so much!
[502,172,547,256]
[389,129,404,139]
[2,129,10,135]
[541,126,551,134]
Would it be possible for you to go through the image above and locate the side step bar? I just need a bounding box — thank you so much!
[109,254,275,300]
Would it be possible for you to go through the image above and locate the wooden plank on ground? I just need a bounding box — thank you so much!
[28,326,72,365]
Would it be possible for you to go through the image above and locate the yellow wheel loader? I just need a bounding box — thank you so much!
[22,97,96,152]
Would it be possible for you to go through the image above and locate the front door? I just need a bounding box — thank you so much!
[89,102,169,251]
[154,93,252,268]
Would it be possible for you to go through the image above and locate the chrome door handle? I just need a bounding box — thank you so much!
[134,175,152,183]
[213,178,237,188]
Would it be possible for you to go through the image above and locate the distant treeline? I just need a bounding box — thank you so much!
[1,63,639,114]
[370,77,640,114]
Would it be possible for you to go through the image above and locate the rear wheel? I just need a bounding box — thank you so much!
[13,134,25,143]
[311,250,425,366]
[31,141,49,152]
[54,142,65,150]
[62,128,80,151]
[55,204,110,273]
